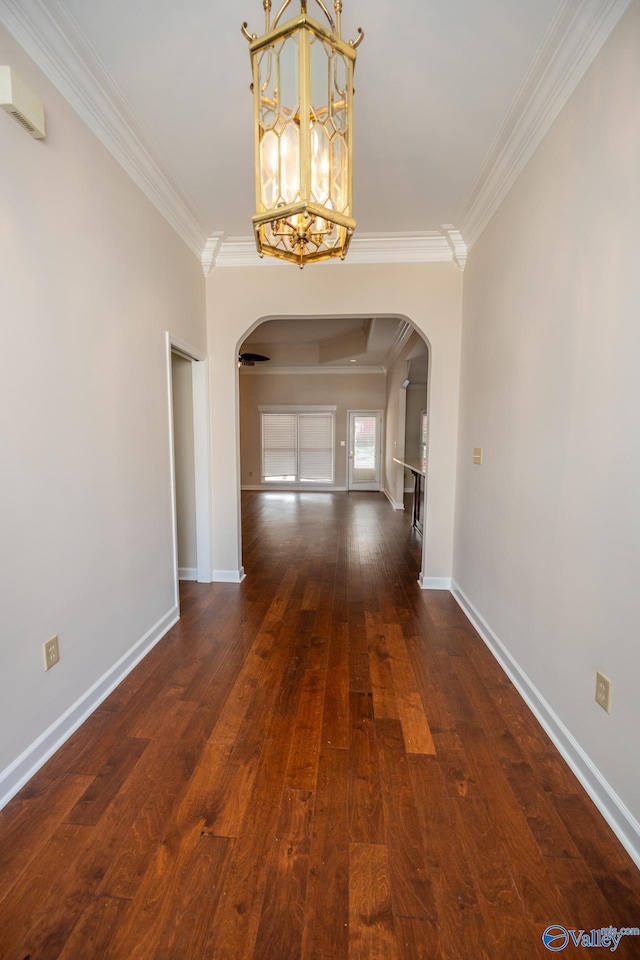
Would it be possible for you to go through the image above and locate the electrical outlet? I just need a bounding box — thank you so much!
[43,635,59,670]
[595,671,612,713]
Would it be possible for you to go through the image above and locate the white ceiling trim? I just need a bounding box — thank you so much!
[201,233,224,276]
[384,320,414,371]
[459,0,632,250]
[0,0,209,257]
[442,225,468,271]
[214,231,457,269]
[240,365,385,375]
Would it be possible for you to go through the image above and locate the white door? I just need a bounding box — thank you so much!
[348,411,383,491]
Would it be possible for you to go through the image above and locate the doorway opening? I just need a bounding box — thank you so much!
[236,315,431,581]
[166,333,213,607]
[347,410,383,491]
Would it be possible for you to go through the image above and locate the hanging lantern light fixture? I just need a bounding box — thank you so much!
[242,1,364,267]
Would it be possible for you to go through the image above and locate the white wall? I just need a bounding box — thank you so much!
[0,28,206,800]
[171,353,197,576]
[206,263,463,583]
[239,370,386,489]
[384,332,421,507]
[454,2,640,850]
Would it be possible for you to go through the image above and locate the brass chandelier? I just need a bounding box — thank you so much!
[243,1,364,267]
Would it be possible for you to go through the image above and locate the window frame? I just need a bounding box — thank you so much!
[259,405,337,485]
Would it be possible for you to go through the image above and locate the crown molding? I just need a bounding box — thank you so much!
[459,0,632,250]
[240,364,385,375]
[213,231,457,269]
[442,224,468,270]
[201,233,224,276]
[0,0,209,258]
[384,319,414,371]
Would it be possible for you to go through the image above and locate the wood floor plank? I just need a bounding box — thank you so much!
[348,691,384,844]
[349,842,397,960]
[457,720,574,923]
[143,834,233,960]
[208,649,274,745]
[65,736,150,827]
[0,822,92,959]
[552,793,640,923]
[348,620,372,694]
[312,560,337,637]
[101,823,217,960]
[286,667,327,791]
[375,718,437,920]
[452,796,524,922]
[10,736,193,957]
[384,623,435,755]
[431,730,480,799]
[203,712,300,960]
[56,895,130,960]
[321,622,350,750]
[395,916,444,960]
[367,626,399,721]
[403,633,455,736]
[0,772,94,903]
[253,789,313,960]
[97,696,238,902]
[301,748,349,960]
[408,756,487,960]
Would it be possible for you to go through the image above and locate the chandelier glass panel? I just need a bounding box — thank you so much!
[243,1,363,266]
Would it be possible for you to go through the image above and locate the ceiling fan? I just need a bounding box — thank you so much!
[238,352,270,367]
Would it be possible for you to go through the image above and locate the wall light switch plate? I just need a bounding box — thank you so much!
[473,446,483,465]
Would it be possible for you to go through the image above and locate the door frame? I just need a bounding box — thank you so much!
[347,409,384,491]
[166,333,213,607]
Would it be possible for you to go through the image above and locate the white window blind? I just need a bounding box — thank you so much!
[262,413,298,481]
[261,410,334,483]
[298,413,334,482]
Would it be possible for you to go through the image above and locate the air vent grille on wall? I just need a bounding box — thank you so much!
[0,66,45,139]
[9,109,37,134]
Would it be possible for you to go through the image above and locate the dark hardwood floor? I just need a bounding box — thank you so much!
[1,491,639,959]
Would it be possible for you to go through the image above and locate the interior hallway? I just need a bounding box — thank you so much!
[0,492,638,959]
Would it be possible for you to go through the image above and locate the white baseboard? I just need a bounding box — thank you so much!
[178,567,197,581]
[450,581,640,870]
[212,567,246,583]
[383,488,405,511]
[418,575,452,590]
[0,605,179,811]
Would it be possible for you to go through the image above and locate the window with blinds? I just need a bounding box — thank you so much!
[261,410,335,483]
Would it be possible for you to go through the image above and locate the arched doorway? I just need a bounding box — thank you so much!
[236,314,431,582]
[205,262,462,589]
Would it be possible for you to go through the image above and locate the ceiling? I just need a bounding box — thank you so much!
[3,0,625,271]
[57,0,560,238]
[240,316,421,371]
[4,0,578,260]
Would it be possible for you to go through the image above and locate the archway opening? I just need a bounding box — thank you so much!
[235,314,431,582]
